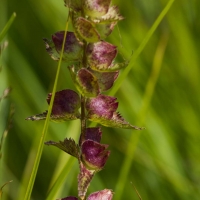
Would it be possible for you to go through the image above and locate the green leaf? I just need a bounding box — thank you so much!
[0,12,16,43]
[45,138,80,159]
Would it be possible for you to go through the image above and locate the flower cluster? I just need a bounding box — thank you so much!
[27,0,143,199]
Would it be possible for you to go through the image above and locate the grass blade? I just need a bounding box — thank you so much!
[23,14,70,200]
[114,27,170,200]
[109,0,174,96]
[46,156,76,200]
[0,12,16,43]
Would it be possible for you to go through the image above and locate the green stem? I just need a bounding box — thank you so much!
[79,40,88,146]
[79,95,86,146]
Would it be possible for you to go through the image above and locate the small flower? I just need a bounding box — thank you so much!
[86,94,144,129]
[44,31,83,62]
[87,189,113,200]
[86,41,117,72]
[26,89,81,121]
[81,140,110,170]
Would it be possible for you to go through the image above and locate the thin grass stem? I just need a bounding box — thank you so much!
[114,31,169,200]
[23,13,70,200]
[0,12,16,43]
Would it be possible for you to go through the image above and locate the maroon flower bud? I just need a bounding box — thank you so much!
[26,89,81,121]
[85,127,102,143]
[81,140,110,170]
[86,41,117,72]
[86,95,144,129]
[44,31,83,62]
[87,189,113,200]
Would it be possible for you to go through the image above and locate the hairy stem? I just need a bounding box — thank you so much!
[79,41,87,146]
[79,95,86,146]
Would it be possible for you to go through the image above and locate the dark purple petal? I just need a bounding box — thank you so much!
[52,31,83,61]
[87,189,113,200]
[47,89,80,115]
[44,31,83,62]
[84,0,111,18]
[75,17,100,43]
[89,68,119,91]
[86,41,117,71]
[26,89,81,122]
[85,127,102,143]
[86,95,144,129]
[86,94,118,119]
[81,140,110,170]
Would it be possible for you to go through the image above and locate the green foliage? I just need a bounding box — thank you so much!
[1,0,200,199]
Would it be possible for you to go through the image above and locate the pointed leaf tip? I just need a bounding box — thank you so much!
[45,138,79,158]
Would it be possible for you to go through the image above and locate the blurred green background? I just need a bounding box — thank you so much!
[1,0,200,199]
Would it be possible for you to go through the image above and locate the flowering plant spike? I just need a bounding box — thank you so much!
[27,0,144,199]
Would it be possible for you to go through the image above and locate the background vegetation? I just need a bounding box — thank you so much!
[1,0,200,199]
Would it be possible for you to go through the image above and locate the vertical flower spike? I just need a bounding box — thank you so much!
[75,17,100,43]
[87,189,113,200]
[44,31,83,62]
[86,41,117,72]
[84,0,112,18]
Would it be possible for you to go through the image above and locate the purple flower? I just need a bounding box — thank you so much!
[81,140,110,170]
[80,127,110,171]
[87,189,113,200]
[86,41,117,71]
[26,89,81,121]
[44,31,83,62]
